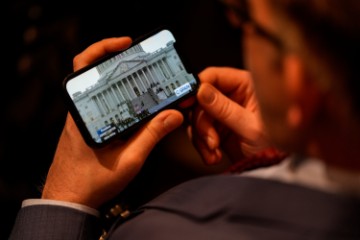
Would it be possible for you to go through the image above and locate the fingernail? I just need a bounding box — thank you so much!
[207,135,216,150]
[199,84,215,104]
[207,148,222,165]
[214,148,222,162]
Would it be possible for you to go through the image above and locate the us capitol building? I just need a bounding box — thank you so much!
[70,39,197,143]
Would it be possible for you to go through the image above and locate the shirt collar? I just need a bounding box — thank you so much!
[241,154,360,197]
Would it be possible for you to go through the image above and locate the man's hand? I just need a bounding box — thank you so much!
[189,67,269,165]
[42,37,184,208]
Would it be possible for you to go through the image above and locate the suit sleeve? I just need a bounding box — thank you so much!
[9,204,102,240]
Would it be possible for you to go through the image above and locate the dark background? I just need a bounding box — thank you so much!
[2,0,243,238]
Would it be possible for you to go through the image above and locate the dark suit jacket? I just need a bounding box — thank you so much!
[9,175,360,240]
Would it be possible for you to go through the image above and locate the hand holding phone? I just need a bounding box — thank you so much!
[63,28,199,148]
[42,36,186,208]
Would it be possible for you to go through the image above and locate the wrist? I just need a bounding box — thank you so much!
[41,182,98,208]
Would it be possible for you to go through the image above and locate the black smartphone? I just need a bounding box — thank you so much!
[63,28,199,148]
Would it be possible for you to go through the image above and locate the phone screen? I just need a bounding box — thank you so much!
[63,29,199,148]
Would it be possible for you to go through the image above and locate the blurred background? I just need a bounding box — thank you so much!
[2,0,243,237]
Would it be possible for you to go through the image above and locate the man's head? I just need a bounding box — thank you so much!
[267,0,360,113]
[239,0,360,169]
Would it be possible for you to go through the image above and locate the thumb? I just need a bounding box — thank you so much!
[197,83,261,140]
[128,110,184,156]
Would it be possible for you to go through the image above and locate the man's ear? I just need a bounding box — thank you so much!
[283,54,322,129]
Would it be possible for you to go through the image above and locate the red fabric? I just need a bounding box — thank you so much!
[224,148,288,174]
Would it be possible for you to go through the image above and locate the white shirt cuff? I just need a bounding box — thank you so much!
[22,199,100,217]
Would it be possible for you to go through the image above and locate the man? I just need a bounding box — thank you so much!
[9,0,360,239]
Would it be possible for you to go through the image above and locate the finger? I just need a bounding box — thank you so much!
[73,37,133,71]
[198,67,252,93]
[197,83,262,144]
[190,107,223,164]
[198,67,256,111]
[192,127,222,165]
[192,107,220,151]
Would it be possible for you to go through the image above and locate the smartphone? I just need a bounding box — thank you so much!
[63,28,199,148]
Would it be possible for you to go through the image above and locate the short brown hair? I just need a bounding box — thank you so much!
[270,0,360,113]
